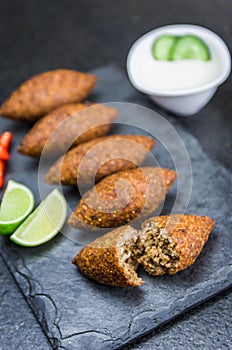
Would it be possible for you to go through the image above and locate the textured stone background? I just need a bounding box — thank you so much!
[1,66,232,349]
[1,253,231,350]
[126,287,232,350]
[0,256,50,350]
[0,0,232,349]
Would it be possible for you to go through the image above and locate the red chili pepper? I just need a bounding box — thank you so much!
[0,131,13,189]
[0,160,6,188]
[0,131,13,150]
[0,145,10,160]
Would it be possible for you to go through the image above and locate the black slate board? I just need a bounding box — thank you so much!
[0,65,232,350]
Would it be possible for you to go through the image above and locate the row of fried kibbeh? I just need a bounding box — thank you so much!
[1,69,215,287]
[0,68,120,158]
[1,69,174,230]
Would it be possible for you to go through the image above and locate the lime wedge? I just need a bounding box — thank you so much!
[10,189,67,247]
[0,180,34,235]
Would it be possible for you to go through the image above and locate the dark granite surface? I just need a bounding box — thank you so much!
[1,65,232,349]
[0,1,232,349]
[126,287,232,350]
[0,253,231,350]
[0,255,51,350]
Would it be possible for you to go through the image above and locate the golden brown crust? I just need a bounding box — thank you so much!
[18,102,86,157]
[0,69,96,121]
[142,214,215,274]
[45,135,156,186]
[72,226,143,287]
[73,214,215,286]
[17,103,118,158]
[68,167,176,229]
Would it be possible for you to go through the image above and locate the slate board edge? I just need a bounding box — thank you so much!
[1,64,232,349]
[1,238,232,350]
[0,246,56,349]
[115,267,232,350]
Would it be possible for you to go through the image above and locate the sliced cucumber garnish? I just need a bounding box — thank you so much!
[151,34,211,61]
[152,35,177,60]
[170,35,211,61]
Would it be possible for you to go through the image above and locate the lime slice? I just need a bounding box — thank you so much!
[10,189,67,247]
[170,35,211,61]
[0,180,34,235]
[152,35,177,60]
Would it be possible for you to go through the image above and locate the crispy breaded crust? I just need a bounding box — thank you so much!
[68,167,176,229]
[18,103,118,158]
[45,135,156,186]
[72,225,143,287]
[73,214,215,286]
[0,69,96,121]
[142,214,215,274]
[18,102,86,157]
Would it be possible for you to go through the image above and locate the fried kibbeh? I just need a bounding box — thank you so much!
[0,69,96,121]
[72,225,143,287]
[18,103,118,158]
[45,135,156,186]
[68,167,176,229]
[139,214,215,275]
[72,214,214,287]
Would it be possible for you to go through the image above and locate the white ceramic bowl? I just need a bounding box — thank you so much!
[127,24,231,116]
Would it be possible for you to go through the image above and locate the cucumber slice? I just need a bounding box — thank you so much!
[152,35,177,60]
[170,35,211,61]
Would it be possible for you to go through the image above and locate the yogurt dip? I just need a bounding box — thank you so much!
[127,25,231,115]
[129,32,222,92]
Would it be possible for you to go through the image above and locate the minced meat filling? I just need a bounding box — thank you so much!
[120,236,139,270]
[120,224,180,278]
[137,225,180,275]
[119,235,141,283]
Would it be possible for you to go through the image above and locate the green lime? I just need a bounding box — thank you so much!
[0,180,34,235]
[10,189,67,247]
